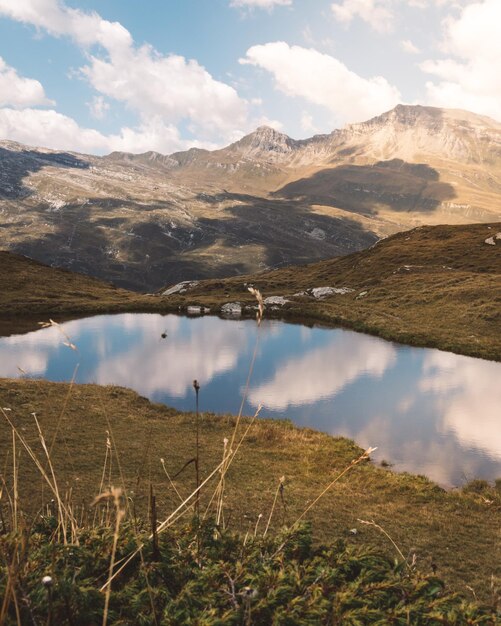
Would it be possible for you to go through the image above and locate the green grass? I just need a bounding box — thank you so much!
[0,379,499,607]
[1,518,497,624]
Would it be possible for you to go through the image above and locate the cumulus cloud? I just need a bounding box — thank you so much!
[331,0,395,33]
[0,57,53,107]
[248,332,396,410]
[400,39,420,54]
[230,0,292,8]
[241,42,401,125]
[331,0,466,32]
[420,350,501,460]
[87,95,109,120]
[422,0,501,120]
[0,107,211,154]
[0,0,250,152]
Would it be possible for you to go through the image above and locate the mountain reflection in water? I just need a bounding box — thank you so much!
[0,313,500,487]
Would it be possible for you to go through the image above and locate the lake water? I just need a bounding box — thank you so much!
[0,312,500,487]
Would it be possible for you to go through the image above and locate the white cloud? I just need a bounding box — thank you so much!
[93,315,248,398]
[81,48,247,138]
[0,0,251,151]
[241,42,401,125]
[331,0,467,32]
[0,57,53,107]
[87,95,109,120]
[400,39,420,54]
[230,0,292,8]
[422,0,501,120]
[300,111,319,133]
[0,107,211,154]
[331,0,395,33]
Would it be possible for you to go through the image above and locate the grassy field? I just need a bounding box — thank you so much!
[165,223,501,361]
[1,378,499,606]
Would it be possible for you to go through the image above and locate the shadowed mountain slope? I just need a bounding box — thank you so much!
[1,105,501,290]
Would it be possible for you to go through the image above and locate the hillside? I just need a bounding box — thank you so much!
[1,223,500,361]
[0,251,160,335]
[1,105,501,291]
[163,222,501,361]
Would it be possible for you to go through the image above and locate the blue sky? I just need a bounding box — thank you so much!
[0,0,499,154]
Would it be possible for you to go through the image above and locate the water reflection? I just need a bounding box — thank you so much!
[0,313,500,486]
[248,332,396,410]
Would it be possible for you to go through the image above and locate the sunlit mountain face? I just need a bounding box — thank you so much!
[2,313,501,487]
[1,105,501,291]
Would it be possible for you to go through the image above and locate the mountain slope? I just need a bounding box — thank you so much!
[1,105,501,291]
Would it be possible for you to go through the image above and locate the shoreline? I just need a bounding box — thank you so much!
[1,297,500,362]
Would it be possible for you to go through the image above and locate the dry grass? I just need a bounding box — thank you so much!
[1,223,500,361]
[167,222,501,361]
[0,378,499,602]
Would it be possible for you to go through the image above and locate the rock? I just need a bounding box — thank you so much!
[311,287,354,299]
[264,296,289,306]
[162,281,199,296]
[485,233,501,246]
[356,291,368,299]
[187,306,202,315]
[221,302,242,317]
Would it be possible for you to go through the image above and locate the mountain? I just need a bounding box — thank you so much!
[1,105,501,291]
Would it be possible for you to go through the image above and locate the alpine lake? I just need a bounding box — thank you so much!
[1,312,500,487]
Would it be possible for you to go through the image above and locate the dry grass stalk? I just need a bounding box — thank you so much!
[263,476,285,537]
[99,458,228,592]
[160,457,184,503]
[293,446,377,526]
[357,518,409,566]
[32,412,71,544]
[38,319,77,352]
[93,487,125,626]
[11,429,17,534]
[1,408,76,545]
[247,287,264,326]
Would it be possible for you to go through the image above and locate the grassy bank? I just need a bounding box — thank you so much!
[165,223,501,362]
[0,378,499,607]
[1,223,501,361]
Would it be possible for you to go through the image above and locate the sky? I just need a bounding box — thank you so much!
[0,0,499,155]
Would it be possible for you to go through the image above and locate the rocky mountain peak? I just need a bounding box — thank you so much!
[228,125,296,158]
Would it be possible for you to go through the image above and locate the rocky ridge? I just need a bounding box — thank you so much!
[1,105,500,291]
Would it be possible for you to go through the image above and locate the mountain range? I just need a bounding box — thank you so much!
[1,104,500,291]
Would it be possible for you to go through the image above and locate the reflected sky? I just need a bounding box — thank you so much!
[1,313,500,487]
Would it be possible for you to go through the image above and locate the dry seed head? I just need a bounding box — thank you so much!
[248,287,264,325]
[39,319,78,351]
